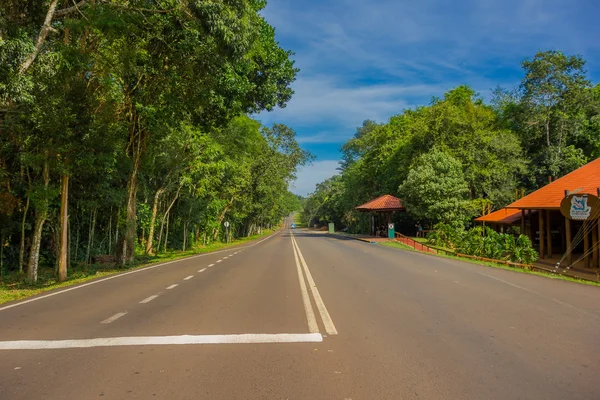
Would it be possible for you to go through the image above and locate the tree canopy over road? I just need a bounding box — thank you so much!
[0,0,307,283]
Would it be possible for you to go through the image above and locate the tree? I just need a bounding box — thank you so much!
[399,149,471,225]
[507,51,593,186]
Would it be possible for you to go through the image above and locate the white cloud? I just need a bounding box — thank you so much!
[260,0,600,162]
[290,160,341,196]
[296,130,350,144]
[258,77,451,128]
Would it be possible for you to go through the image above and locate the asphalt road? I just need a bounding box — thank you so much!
[1,220,599,399]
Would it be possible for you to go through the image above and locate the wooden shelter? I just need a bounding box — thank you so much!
[501,158,600,268]
[356,195,406,237]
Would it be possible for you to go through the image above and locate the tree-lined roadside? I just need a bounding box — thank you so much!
[0,228,277,305]
[0,1,307,286]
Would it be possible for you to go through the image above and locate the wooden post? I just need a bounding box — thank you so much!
[58,175,69,282]
[521,210,525,236]
[565,217,572,267]
[546,210,552,258]
[527,210,534,243]
[583,220,590,268]
[539,210,545,259]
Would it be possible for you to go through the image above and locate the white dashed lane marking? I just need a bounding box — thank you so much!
[166,284,179,290]
[139,295,159,304]
[208,264,215,267]
[101,312,127,324]
[216,260,222,263]
[198,268,207,273]
[184,276,194,281]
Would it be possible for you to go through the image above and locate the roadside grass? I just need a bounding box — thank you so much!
[408,236,455,254]
[380,241,415,251]
[381,241,600,287]
[0,229,275,305]
[293,213,307,228]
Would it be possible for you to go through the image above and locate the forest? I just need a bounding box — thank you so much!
[304,50,600,238]
[0,1,308,284]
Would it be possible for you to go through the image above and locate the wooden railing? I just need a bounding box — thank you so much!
[394,232,533,269]
[394,232,438,254]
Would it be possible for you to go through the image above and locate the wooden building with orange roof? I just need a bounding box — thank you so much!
[483,158,600,269]
[356,195,406,237]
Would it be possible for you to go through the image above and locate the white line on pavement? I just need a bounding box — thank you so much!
[292,234,319,334]
[139,295,159,304]
[216,260,222,263]
[184,276,194,281]
[0,230,280,313]
[0,333,324,350]
[100,312,127,324]
[198,268,207,273]
[208,264,215,267]
[166,284,179,290]
[291,233,338,335]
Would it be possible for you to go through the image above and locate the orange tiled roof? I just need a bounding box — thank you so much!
[356,195,405,211]
[475,208,523,224]
[507,158,600,210]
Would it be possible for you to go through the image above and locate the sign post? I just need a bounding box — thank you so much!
[328,222,335,234]
[224,221,230,243]
[388,223,395,239]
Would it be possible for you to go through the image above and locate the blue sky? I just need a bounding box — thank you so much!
[256,0,600,196]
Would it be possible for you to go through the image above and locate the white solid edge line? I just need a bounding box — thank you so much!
[291,233,338,335]
[166,284,179,290]
[184,276,194,281]
[291,232,319,334]
[0,333,323,350]
[100,312,127,324]
[0,230,281,313]
[198,268,207,273]
[139,295,159,304]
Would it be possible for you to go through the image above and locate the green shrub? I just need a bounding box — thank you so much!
[430,223,538,264]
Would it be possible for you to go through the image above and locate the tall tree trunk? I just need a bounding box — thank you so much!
[67,211,71,271]
[108,207,112,255]
[74,212,80,263]
[27,159,49,282]
[19,0,58,73]
[182,221,188,252]
[156,187,181,254]
[119,114,144,266]
[86,208,97,266]
[19,196,30,273]
[213,196,235,241]
[164,211,170,253]
[0,234,3,281]
[145,187,164,254]
[58,174,69,282]
[121,169,138,265]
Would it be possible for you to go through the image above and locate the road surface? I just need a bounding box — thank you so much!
[1,221,599,399]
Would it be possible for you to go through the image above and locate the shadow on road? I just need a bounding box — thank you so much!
[281,230,357,242]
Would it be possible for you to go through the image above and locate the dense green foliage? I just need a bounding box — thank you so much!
[305,51,600,241]
[429,224,538,264]
[0,1,308,282]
